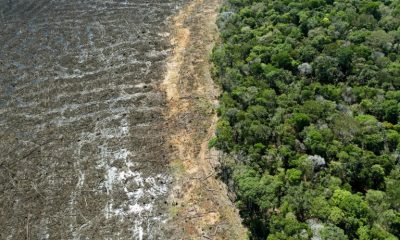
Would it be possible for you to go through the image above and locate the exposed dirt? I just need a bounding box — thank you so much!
[0,1,188,239]
[162,0,248,239]
[0,0,246,239]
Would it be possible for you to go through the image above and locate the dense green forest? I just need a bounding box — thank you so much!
[210,0,400,239]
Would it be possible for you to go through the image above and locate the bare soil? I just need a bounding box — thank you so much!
[0,0,246,239]
[162,0,248,239]
[0,1,187,239]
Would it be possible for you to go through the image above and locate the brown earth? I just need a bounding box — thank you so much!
[162,0,248,239]
[0,0,246,238]
[0,1,188,239]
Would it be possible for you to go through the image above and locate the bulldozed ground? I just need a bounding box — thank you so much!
[163,0,247,239]
[0,0,246,239]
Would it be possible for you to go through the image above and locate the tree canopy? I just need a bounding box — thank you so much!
[211,0,400,239]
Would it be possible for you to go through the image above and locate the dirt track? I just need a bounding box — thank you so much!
[163,0,248,239]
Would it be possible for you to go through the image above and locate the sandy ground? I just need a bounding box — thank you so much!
[162,0,248,239]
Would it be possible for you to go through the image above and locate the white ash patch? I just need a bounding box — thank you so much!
[100,148,171,239]
[157,32,170,37]
[96,116,170,239]
[145,49,169,58]
[37,218,50,240]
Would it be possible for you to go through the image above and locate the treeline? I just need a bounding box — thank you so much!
[211,0,400,239]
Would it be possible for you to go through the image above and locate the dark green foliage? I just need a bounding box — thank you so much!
[212,0,400,239]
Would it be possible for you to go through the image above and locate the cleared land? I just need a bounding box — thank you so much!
[0,0,246,239]
[163,0,247,238]
[0,1,186,239]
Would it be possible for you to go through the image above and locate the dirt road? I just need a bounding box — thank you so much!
[163,0,248,239]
